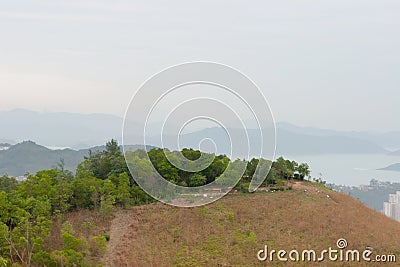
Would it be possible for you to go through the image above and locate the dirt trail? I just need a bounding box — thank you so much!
[292,181,339,203]
[102,209,139,267]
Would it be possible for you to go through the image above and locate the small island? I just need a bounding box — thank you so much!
[378,163,400,172]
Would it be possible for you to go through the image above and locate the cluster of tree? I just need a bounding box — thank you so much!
[0,140,153,266]
[0,139,311,266]
[144,148,310,189]
[270,157,311,182]
[147,148,230,187]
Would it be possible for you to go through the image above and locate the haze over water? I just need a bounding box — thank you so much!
[283,153,400,186]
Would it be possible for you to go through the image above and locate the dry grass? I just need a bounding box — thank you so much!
[104,182,400,267]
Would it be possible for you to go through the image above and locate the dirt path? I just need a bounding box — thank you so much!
[292,181,339,203]
[102,209,139,267]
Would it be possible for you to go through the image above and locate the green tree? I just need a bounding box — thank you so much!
[244,158,259,179]
[52,222,89,267]
[75,159,95,180]
[0,193,52,266]
[0,175,18,193]
[188,173,207,187]
[295,163,311,180]
[109,173,131,207]
[273,157,296,180]
[18,170,73,215]
[99,180,116,221]
[72,177,102,210]
[86,139,128,180]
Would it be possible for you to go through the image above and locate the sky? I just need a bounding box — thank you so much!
[0,0,399,132]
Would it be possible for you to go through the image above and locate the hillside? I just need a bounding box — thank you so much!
[100,182,400,266]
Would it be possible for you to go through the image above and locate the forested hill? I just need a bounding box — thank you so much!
[0,140,313,266]
[0,141,153,176]
[0,141,88,176]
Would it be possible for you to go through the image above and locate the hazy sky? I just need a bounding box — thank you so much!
[1,0,399,131]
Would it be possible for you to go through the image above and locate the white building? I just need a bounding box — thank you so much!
[383,191,400,222]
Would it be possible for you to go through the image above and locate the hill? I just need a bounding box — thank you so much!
[379,163,400,172]
[100,182,400,266]
[0,141,88,176]
[0,141,155,176]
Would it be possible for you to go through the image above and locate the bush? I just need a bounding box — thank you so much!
[62,232,89,253]
[239,182,251,193]
[91,235,107,256]
[31,251,57,267]
[53,249,88,267]
[103,234,110,241]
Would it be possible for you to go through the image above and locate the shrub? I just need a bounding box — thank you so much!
[52,249,88,267]
[91,235,107,256]
[62,232,89,253]
[103,234,110,241]
[31,251,57,267]
[239,182,251,193]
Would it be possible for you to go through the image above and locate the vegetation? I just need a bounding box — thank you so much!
[0,139,311,266]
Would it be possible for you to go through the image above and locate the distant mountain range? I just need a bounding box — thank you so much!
[0,109,123,149]
[1,109,400,176]
[2,109,400,151]
[157,126,387,156]
[276,122,400,151]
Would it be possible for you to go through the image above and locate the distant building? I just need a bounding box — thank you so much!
[15,176,27,182]
[358,184,372,191]
[358,179,392,192]
[383,191,400,222]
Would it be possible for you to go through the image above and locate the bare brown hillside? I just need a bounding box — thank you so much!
[102,182,400,266]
